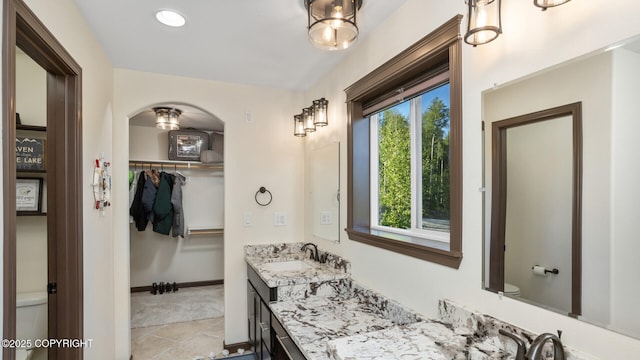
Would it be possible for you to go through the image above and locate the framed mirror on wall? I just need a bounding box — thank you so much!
[482,34,640,339]
[308,142,340,242]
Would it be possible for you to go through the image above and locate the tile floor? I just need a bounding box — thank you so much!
[131,316,226,359]
[131,285,230,359]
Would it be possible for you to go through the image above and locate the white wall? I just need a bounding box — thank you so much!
[14,1,116,358]
[610,48,640,337]
[305,0,640,358]
[128,125,224,287]
[112,69,303,357]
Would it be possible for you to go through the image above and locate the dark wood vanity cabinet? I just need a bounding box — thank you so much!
[247,265,278,360]
[271,313,305,360]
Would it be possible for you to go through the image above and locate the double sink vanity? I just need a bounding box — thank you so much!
[245,243,590,360]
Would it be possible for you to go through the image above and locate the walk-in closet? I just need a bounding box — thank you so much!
[127,104,225,359]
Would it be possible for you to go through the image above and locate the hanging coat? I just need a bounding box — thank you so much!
[141,172,157,224]
[129,171,148,231]
[153,172,174,235]
[171,172,186,238]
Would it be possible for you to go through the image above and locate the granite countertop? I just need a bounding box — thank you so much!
[245,243,350,288]
[245,243,591,360]
[270,292,422,360]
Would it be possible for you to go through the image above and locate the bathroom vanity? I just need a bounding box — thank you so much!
[245,243,591,360]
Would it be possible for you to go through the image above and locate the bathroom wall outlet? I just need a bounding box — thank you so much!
[243,212,252,227]
[320,211,332,225]
[245,111,253,123]
[273,212,287,226]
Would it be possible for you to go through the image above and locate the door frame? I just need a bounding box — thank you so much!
[3,0,83,358]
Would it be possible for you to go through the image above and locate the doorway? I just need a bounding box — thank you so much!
[127,104,225,358]
[3,0,83,359]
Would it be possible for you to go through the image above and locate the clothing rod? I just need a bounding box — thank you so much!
[188,228,224,236]
[129,160,223,170]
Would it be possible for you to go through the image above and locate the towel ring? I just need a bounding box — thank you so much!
[255,186,272,206]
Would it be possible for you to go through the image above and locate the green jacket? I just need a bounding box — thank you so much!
[153,172,174,235]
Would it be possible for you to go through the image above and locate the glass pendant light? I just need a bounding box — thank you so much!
[464,0,502,46]
[154,107,181,130]
[303,107,316,133]
[313,98,329,126]
[294,114,306,137]
[305,0,362,51]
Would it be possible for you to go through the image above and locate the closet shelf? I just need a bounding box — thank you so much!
[187,227,224,236]
[129,159,223,171]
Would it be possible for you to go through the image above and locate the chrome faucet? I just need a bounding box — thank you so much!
[527,332,565,360]
[499,330,565,360]
[300,242,319,262]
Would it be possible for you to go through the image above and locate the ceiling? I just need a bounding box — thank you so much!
[73,0,409,92]
[73,0,409,130]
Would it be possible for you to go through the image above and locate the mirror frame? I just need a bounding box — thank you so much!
[488,102,583,317]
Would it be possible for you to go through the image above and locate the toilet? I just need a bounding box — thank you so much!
[16,291,48,360]
[504,283,521,297]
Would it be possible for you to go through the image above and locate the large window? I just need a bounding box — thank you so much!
[345,16,462,268]
[371,81,451,242]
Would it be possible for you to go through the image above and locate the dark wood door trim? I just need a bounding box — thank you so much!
[3,0,83,358]
[489,102,582,317]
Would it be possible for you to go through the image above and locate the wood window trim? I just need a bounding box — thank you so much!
[345,15,463,269]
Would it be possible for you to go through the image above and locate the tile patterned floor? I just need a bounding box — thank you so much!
[131,317,225,360]
[131,285,227,359]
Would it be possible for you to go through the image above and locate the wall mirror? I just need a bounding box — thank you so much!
[308,142,340,242]
[482,35,640,339]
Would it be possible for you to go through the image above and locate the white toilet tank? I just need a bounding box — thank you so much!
[16,291,48,346]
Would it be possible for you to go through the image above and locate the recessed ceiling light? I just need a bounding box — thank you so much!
[155,10,186,27]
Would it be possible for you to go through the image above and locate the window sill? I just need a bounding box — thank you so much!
[346,226,462,269]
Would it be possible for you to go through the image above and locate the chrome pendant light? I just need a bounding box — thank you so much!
[464,0,502,46]
[305,0,363,51]
[534,0,572,10]
[154,107,181,130]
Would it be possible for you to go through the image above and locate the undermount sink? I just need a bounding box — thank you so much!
[262,260,312,272]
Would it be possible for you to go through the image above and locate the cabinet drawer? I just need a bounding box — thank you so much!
[271,313,305,360]
[260,300,272,353]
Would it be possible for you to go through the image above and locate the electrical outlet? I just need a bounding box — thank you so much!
[244,212,252,227]
[273,212,287,226]
[320,211,332,225]
[245,111,253,123]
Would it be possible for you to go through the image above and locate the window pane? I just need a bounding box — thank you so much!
[419,83,450,232]
[377,105,411,229]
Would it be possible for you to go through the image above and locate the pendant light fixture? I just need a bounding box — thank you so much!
[294,114,306,137]
[464,0,502,47]
[305,0,363,51]
[292,98,330,137]
[313,98,329,127]
[534,0,572,10]
[154,107,181,130]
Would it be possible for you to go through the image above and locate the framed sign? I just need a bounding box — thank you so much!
[16,178,43,214]
[168,130,209,161]
[16,137,46,171]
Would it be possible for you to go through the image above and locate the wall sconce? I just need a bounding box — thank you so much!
[534,0,572,10]
[304,0,363,51]
[154,107,181,130]
[464,0,502,47]
[293,98,330,137]
[465,0,572,46]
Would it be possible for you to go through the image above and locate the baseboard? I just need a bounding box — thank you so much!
[130,279,223,293]
[224,341,252,355]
